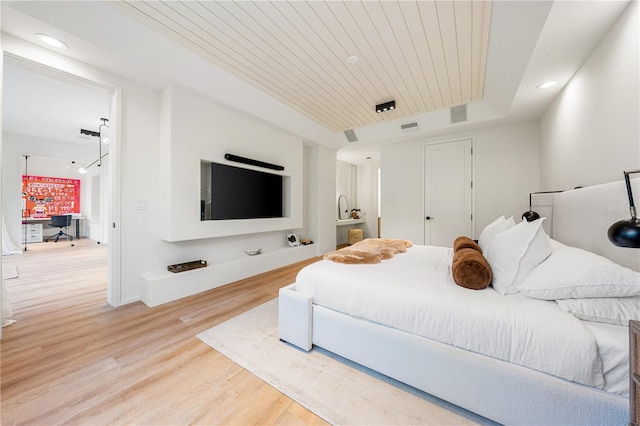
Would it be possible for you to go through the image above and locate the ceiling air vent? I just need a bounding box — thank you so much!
[450,104,467,123]
[401,122,418,133]
[344,129,358,143]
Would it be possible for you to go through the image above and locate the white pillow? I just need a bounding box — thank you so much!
[486,218,551,295]
[518,245,640,300]
[548,238,568,251]
[512,224,552,286]
[556,296,640,326]
[478,215,515,255]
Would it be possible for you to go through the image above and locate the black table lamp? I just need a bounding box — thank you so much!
[522,193,541,222]
[521,191,564,222]
[608,169,640,248]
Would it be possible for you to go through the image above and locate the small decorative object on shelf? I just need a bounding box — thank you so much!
[287,233,300,246]
[351,208,361,219]
[300,238,314,245]
[244,249,262,256]
[167,260,207,273]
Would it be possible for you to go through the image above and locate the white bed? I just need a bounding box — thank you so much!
[279,179,640,425]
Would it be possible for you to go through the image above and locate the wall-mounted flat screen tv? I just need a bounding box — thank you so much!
[209,162,283,220]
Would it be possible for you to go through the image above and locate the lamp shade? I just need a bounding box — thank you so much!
[608,218,640,248]
[522,210,541,222]
[608,169,640,248]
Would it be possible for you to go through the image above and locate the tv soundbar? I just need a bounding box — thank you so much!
[224,153,284,171]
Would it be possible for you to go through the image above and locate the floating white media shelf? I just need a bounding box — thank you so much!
[141,244,317,307]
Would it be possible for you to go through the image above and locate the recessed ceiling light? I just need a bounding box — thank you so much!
[537,80,557,89]
[35,34,68,49]
[346,55,359,64]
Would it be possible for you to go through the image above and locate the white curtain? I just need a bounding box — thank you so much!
[1,213,18,327]
[1,278,15,327]
[2,213,21,256]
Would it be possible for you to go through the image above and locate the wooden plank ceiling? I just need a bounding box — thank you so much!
[120,1,492,132]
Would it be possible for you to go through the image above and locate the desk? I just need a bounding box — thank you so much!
[23,216,83,239]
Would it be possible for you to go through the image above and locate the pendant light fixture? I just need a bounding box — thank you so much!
[79,118,109,174]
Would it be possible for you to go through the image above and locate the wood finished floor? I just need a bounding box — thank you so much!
[1,239,327,425]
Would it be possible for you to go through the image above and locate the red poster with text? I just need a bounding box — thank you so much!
[22,175,81,218]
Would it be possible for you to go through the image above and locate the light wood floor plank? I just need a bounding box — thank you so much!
[1,239,327,425]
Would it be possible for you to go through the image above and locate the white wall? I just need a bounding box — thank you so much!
[335,160,354,245]
[111,80,162,304]
[381,120,540,243]
[356,162,379,239]
[142,87,331,305]
[336,160,356,219]
[305,143,337,254]
[540,1,639,189]
[159,86,304,242]
[130,86,327,305]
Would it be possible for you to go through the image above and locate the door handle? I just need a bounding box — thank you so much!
[425,216,434,220]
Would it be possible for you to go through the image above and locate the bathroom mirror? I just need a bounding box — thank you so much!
[338,195,349,220]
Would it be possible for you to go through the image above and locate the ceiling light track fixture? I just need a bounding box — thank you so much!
[80,129,100,137]
[79,118,110,174]
[375,100,396,113]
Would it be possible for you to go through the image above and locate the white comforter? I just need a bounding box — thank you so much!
[294,245,604,389]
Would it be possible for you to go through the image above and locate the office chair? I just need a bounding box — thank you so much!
[47,215,73,242]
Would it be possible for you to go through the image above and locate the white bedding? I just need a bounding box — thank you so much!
[294,244,628,394]
[585,321,630,396]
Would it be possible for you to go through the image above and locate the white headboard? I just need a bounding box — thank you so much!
[552,177,640,272]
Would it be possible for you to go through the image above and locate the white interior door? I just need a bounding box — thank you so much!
[424,139,473,246]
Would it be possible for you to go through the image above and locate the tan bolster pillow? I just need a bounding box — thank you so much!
[451,248,492,290]
[453,236,481,253]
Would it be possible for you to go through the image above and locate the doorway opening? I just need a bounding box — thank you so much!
[1,55,121,323]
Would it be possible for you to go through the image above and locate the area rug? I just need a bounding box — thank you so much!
[197,298,492,425]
